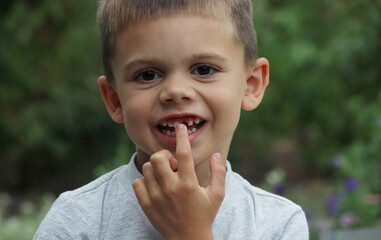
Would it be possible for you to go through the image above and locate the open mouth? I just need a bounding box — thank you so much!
[157,116,206,136]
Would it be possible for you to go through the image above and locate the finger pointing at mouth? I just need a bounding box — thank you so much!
[175,123,197,180]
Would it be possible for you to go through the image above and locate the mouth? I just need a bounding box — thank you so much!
[157,116,206,136]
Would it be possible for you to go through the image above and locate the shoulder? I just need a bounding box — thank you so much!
[228,166,297,206]
[230,170,302,215]
[34,165,129,239]
[225,165,309,239]
[53,164,129,214]
[63,164,127,199]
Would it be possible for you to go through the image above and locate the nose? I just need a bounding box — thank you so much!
[159,75,195,104]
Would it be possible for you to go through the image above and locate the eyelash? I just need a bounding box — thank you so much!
[133,68,162,82]
[133,64,220,82]
[191,64,219,77]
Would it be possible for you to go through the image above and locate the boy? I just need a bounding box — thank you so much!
[34,0,309,239]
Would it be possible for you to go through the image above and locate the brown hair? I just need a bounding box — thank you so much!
[97,0,258,82]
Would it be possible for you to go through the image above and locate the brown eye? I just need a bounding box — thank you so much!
[192,65,218,77]
[194,65,215,76]
[135,69,161,82]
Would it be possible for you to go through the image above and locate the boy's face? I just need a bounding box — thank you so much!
[100,14,268,173]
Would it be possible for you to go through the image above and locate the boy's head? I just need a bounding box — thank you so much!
[97,0,258,83]
[97,0,269,181]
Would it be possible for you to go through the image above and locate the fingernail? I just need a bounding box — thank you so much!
[177,123,185,129]
[214,153,221,161]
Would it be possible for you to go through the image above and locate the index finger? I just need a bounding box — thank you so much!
[175,123,196,179]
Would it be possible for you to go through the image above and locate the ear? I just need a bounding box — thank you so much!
[241,58,270,111]
[98,76,124,123]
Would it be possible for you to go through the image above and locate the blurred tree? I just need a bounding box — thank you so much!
[0,0,133,194]
[0,0,380,211]
[233,0,381,180]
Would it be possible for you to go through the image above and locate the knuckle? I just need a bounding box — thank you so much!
[218,165,227,177]
[132,178,142,188]
[214,162,227,177]
[150,156,162,166]
[161,149,171,156]
[140,200,153,212]
[150,191,162,202]
[142,162,152,174]
[162,185,176,196]
[150,150,171,165]
[153,149,171,158]
[176,150,189,160]
[214,189,225,202]
[181,181,196,193]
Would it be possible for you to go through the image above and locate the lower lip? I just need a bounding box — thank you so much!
[155,122,207,147]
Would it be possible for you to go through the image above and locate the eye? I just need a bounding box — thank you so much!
[192,65,217,76]
[134,69,161,82]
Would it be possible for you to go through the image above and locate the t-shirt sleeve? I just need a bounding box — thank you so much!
[33,193,90,240]
[279,206,309,240]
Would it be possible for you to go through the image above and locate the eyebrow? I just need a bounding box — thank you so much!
[123,52,228,73]
[121,58,160,78]
[188,53,228,63]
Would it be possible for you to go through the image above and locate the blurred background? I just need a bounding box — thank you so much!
[0,0,380,239]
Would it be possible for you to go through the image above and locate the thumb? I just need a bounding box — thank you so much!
[208,153,226,203]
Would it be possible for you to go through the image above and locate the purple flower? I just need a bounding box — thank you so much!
[345,176,359,192]
[272,182,285,196]
[339,212,358,229]
[326,193,340,215]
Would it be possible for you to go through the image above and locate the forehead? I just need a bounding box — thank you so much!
[119,9,236,39]
[111,14,246,74]
[113,12,238,53]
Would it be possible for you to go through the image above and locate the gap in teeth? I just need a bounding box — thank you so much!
[160,117,202,127]
[159,117,204,136]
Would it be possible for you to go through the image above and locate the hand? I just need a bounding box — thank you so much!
[132,124,226,240]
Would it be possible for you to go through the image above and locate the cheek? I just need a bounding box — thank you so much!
[120,95,151,141]
[209,86,243,127]
[214,82,243,110]
[121,90,152,122]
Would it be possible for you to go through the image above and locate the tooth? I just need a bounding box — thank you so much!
[174,122,179,128]
[192,128,196,133]
[161,121,167,126]
[195,118,200,124]
[187,121,193,126]
[166,130,171,136]
[188,130,192,134]
[168,122,173,127]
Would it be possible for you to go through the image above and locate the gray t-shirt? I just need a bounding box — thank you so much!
[34,154,309,239]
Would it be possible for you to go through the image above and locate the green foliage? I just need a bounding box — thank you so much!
[92,136,135,178]
[0,0,129,191]
[234,0,381,172]
[0,193,54,240]
[329,93,381,228]
[0,0,380,238]
[233,0,381,236]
